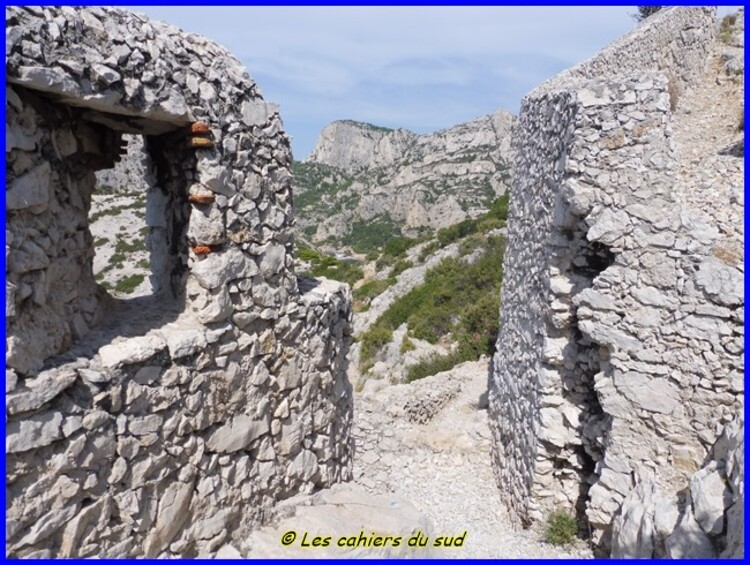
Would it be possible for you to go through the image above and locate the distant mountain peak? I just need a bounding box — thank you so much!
[305,120,418,172]
[295,109,516,250]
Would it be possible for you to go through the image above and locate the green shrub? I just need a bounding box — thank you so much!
[488,192,510,221]
[114,274,146,295]
[633,6,662,22]
[359,322,393,364]
[353,279,392,303]
[347,216,401,254]
[400,335,416,354]
[358,235,505,369]
[383,235,421,258]
[298,247,320,262]
[296,246,364,285]
[390,258,412,278]
[89,199,144,222]
[458,234,483,255]
[115,238,147,254]
[406,349,468,382]
[418,241,440,263]
[437,218,478,247]
[433,193,510,249]
[544,511,578,546]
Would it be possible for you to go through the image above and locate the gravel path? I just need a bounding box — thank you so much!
[353,359,592,558]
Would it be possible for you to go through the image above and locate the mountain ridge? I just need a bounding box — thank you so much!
[294,109,515,253]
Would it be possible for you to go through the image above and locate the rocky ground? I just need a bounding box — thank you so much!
[671,13,744,263]
[89,191,152,297]
[351,359,592,558]
[239,359,591,558]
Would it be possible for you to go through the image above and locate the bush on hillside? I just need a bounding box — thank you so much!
[359,235,505,376]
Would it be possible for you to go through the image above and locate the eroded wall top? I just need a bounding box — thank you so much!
[489,6,742,557]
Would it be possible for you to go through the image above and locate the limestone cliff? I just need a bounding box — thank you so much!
[294,111,513,251]
[305,120,416,172]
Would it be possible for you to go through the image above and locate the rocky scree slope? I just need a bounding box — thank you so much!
[293,111,513,252]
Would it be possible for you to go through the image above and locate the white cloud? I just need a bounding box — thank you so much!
[129,5,656,157]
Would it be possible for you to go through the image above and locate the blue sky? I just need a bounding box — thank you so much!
[132,6,735,160]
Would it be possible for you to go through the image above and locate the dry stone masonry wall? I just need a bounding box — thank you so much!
[489,7,743,556]
[6,6,353,557]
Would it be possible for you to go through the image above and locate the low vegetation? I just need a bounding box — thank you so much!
[292,161,354,212]
[376,234,429,268]
[633,6,662,22]
[347,215,405,255]
[114,273,146,295]
[435,192,509,247]
[297,246,364,286]
[355,192,511,380]
[544,511,578,546]
[89,197,145,222]
[340,119,395,134]
[353,278,393,312]
[359,234,505,379]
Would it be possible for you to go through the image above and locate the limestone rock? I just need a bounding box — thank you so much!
[159,324,208,359]
[144,480,194,557]
[6,410,63,453]
[611,481,656,558]
[694,257,743,307]
[6,162,51,213]
[98,334,167,368]
[690,463,730,536]
[296,110,513,246]
[242,482,434,558]
[206,414,269,453]
[6,368,77,415]
[192,248,255,290]
[665,500,715,558]
[13,503,80,549]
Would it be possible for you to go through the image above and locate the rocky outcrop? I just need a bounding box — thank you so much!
[6,6,352,557]
[294,110,513,249]
[305,120,416,173]
[610,413,744,558]
[489,6,743,556]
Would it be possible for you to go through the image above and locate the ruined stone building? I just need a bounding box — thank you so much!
[4,4,744,560]
[490,6,744,557]
[6,6,352,557]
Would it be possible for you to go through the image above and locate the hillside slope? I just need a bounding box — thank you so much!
[294,110,514,254]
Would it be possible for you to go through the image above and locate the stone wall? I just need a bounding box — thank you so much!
[539,7,715,93]
[489,6,743,554]
[6,6,353,557]
[96,133,152,194]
